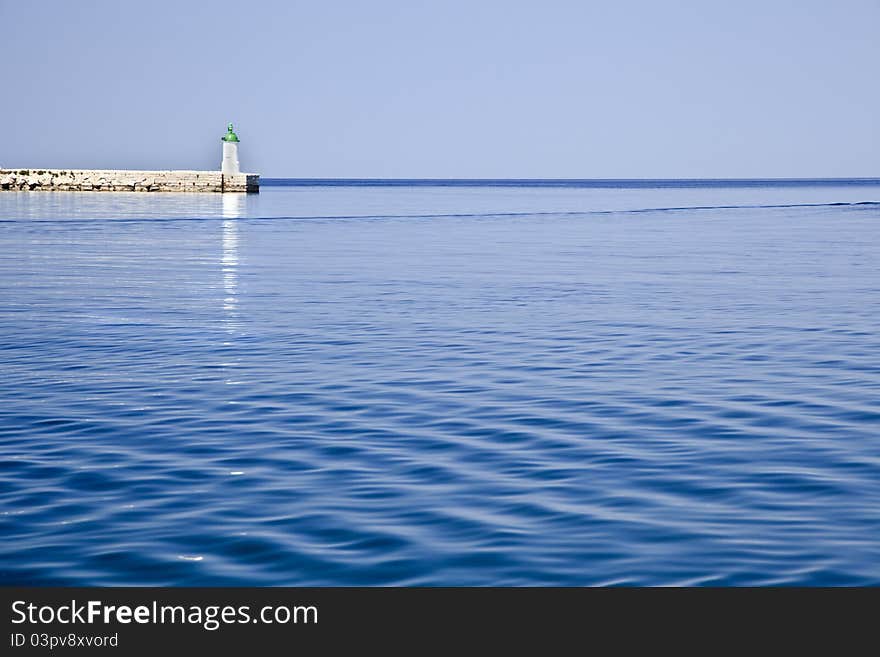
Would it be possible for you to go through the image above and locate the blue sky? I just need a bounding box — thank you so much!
[1,0,877,178]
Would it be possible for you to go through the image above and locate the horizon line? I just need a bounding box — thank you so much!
[261,176,880,180]
[260,177,880,187]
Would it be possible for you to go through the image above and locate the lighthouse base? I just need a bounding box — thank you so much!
[0,169,260,193]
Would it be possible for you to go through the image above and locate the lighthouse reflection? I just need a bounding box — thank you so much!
[221,194,244,330]
[222,192,245,219]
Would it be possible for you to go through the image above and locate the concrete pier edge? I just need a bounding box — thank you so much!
[0,169,259,193]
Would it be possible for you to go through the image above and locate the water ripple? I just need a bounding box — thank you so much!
[1,183,879,585]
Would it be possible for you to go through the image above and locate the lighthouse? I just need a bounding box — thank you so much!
[221,123,241,175]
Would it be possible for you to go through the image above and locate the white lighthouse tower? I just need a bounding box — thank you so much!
[221,123,241,175]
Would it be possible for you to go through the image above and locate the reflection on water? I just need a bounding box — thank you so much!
[222,193,246,219]
[222,220,239,315]
[0,189,260,221]
[221,195,243,330]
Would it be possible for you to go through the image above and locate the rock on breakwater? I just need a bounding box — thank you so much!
[0,169,259,193]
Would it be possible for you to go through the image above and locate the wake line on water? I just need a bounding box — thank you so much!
[1,200,877,225]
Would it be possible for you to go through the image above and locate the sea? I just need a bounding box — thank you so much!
[1,179,878,585]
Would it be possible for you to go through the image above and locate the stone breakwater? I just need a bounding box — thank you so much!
[0,169,259,193]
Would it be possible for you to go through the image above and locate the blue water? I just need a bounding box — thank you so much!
[1,180,879,586]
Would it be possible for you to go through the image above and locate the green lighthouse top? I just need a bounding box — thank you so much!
[221,123,240,143]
